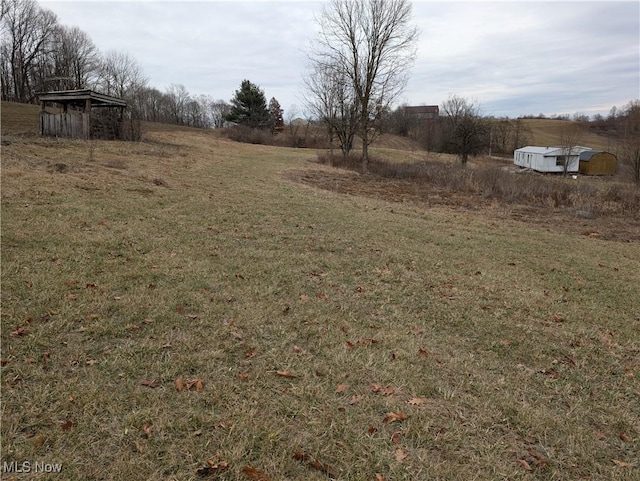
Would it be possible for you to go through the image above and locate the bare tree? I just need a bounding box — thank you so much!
[309,0,418,170]
[209,99,231,129]
[59,26,99,89]
[511,118,531,152]
[622,100,640,183]
[558,122,584,176]
[305,61,359,160]
[441,95,488,166]
[97,50,147,100]
[164,83,190,125]
[1,0,58,102]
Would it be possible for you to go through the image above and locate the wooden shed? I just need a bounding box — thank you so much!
[578,151,617,175]
[37,89,127,140]
[404,105,439,120]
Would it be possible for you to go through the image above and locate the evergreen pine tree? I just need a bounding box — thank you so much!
[226,80,270,129]
[268,97,284,133]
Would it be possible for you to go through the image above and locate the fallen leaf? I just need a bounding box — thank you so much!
[517,459,532,471]
[538,368,559,379]
[292,452,338,478]
[143,424,153,439]
[411,327,424,336]
[11,326,30,337]
[395,448,408,463]
[383,412,408,424]
[418,348,429,358]
[175,377,204,391]
[612,459,636,468]
[618,432,632,442]
[276,370,295,378]
[239,372,249,381]
[196,458,229,477]
[242,466,271,480]
[141,379,161,388]
[335,383,349,393]
[527,448,548,468]
[193,430,202,437]
[126,323,140,330]
[33,434,45,447]
[381,386,395,396]
[133,439,145,453]
[407,397,426,405]
[299,294,310,301]
[348,395,362,405]
[375,474,386,481]
[60,419,74,431]
[367,425,378,434]
[390,431,402,444]
[85,359,97,366]
[370,383,383,393]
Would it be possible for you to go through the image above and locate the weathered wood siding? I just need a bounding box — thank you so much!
[40,111,89,139]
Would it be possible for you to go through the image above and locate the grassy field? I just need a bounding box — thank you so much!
[520,119,614,153]
[1,101,639,480]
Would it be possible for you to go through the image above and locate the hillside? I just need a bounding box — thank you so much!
[2,101,617,155]
[520,118,614,152]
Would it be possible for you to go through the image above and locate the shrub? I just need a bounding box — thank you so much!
[316,151,640,217]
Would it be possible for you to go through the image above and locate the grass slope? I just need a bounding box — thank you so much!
[1,109,639,480]
[521,119,613,152]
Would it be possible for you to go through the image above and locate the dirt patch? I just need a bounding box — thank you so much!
[286,167,640,242]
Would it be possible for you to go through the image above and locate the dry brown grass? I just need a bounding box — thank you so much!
[1,103,639,480]
[520,118,613,152]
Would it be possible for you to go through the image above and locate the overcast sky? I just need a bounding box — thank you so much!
[41,0,639,119]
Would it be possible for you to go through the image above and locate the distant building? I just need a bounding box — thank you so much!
[514,145,591,173]
[404,105,439,120]
[578,151,617,175]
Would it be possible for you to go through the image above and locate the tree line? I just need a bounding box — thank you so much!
[0,0,240,129]
[3,0,638,180]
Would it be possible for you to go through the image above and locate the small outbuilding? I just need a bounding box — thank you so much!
[578,150,617,175]
[37,89,127,140]
[404,105,439,120]
[514,145,592,173]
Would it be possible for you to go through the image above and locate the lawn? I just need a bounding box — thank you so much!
[1,107,639,480]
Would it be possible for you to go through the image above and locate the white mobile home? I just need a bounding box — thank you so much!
[514,146,591,173]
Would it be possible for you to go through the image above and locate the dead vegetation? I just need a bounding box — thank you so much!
[292,152,640,242]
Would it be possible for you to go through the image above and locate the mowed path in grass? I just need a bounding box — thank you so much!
[1,125,639,480]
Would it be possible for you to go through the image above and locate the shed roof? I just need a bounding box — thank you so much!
[37,89,127,108]
[404,105,439,115]
[578,150,616,161]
